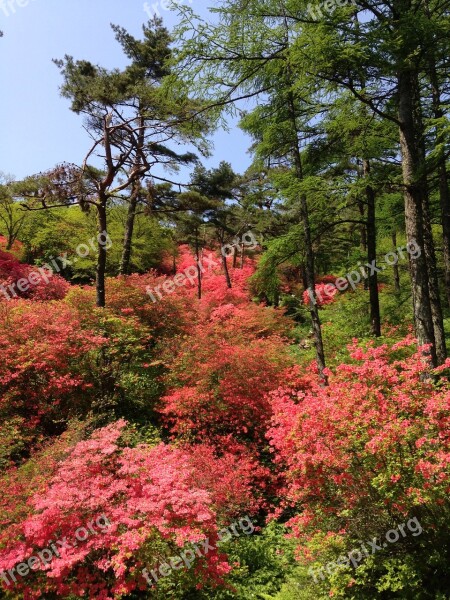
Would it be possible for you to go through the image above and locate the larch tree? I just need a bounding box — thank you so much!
[171,0,449,365]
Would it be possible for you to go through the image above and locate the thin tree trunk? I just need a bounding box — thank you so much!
[233,245,238,268]
[358,197,367,251]
[415,68,447,364]
[428,61,450,307]
[195,235,202,300]
[280,14,327,380]
[119,115,145,276]
[363,160,381,336]
[362,197,369,290]
[222,253,232,288]
[424,0,450,308]
[422,192,447,363]
[392,231,401,293]
[398,67,437,365]
[437,162,450,307]
[287,94,327,381]
[119,183,139,275]
[96,198,108,308]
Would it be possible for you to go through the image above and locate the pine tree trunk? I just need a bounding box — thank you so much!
[195,235,202,300]
[416,69,447,364]
[363,160,381,337]
[96,198,108,308]
[361,195,369,291]
[392,232,401,293]
[358,198,367,251]
[422,193,447,363]
[119,115,145,276]
[287,92,327,381]
[437,163,450,308]
[119,183,139,275]
[428,61,450,307]
[398,67,437,365]
[222,253,232,288]
[437,160,450,307]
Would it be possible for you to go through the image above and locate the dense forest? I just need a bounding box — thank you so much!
[1,1,450,598]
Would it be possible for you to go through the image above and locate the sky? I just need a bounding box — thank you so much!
[0,0,253,182]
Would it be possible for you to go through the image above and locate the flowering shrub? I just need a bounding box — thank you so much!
[0,301,106,439]
[3,237,448,599]
[0,249,69,301]
[0,236,24,259]
[0,421,240,599]
[161,331,294,450]
[302,282,338,307]
[267,337,450,591]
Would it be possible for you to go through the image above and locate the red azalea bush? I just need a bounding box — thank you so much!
[157,247,298,461]
[0,249,31,295]
[302,281,338,307]
[267,337,450,550]
[0,421,88,541]
[147,244,258,314]
[0,236,24,259]
[199,263,257,313]
[184,442,267,518]
[0,249,69,302]
[161,337,293,447]
[0,300,106,436]
[0,421,244,599]
[109,273,200,339]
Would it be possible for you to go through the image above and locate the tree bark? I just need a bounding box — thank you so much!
[428,61,450,308]
[422,191,447,363]
[119,182,139,275]
[287,93,327,381]
[437,161,450,308]
[222,252,232,288]
[398,67,437,365]
[280,14,327,380]
[233,245,238,268]
[119,115,145,276]
[195,234,202,300]
[363,160,381,337]
[358,197,367,251]
[415,66,447,364]
[96,197,108,308]
[392,231,401,293]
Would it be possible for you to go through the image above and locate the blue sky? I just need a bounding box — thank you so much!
[0,0,252,181]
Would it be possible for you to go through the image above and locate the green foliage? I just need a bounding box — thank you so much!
[18,205,173,280]
[179,522,297,600]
